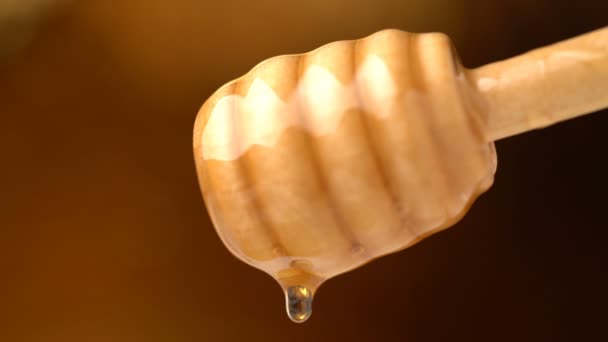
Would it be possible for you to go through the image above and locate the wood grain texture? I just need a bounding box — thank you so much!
[473,26,608,140]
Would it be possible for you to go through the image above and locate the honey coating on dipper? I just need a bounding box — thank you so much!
[193,30,497,322]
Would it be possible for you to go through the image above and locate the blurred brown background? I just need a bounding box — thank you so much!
[1,0,607,341]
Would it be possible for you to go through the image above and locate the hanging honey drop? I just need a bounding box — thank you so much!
[285,285,313,323]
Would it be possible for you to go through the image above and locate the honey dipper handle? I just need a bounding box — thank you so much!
[471,26,608,141]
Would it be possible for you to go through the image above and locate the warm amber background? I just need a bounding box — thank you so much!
[1,1,607,341]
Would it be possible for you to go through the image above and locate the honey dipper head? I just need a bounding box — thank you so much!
[193,29,497,308]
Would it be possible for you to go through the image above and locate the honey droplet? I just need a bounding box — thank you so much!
[285,285,313,323]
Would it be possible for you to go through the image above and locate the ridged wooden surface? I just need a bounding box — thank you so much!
[193,29,497,292]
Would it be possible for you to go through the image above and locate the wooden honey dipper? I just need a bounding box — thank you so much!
[193,27,608,322]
